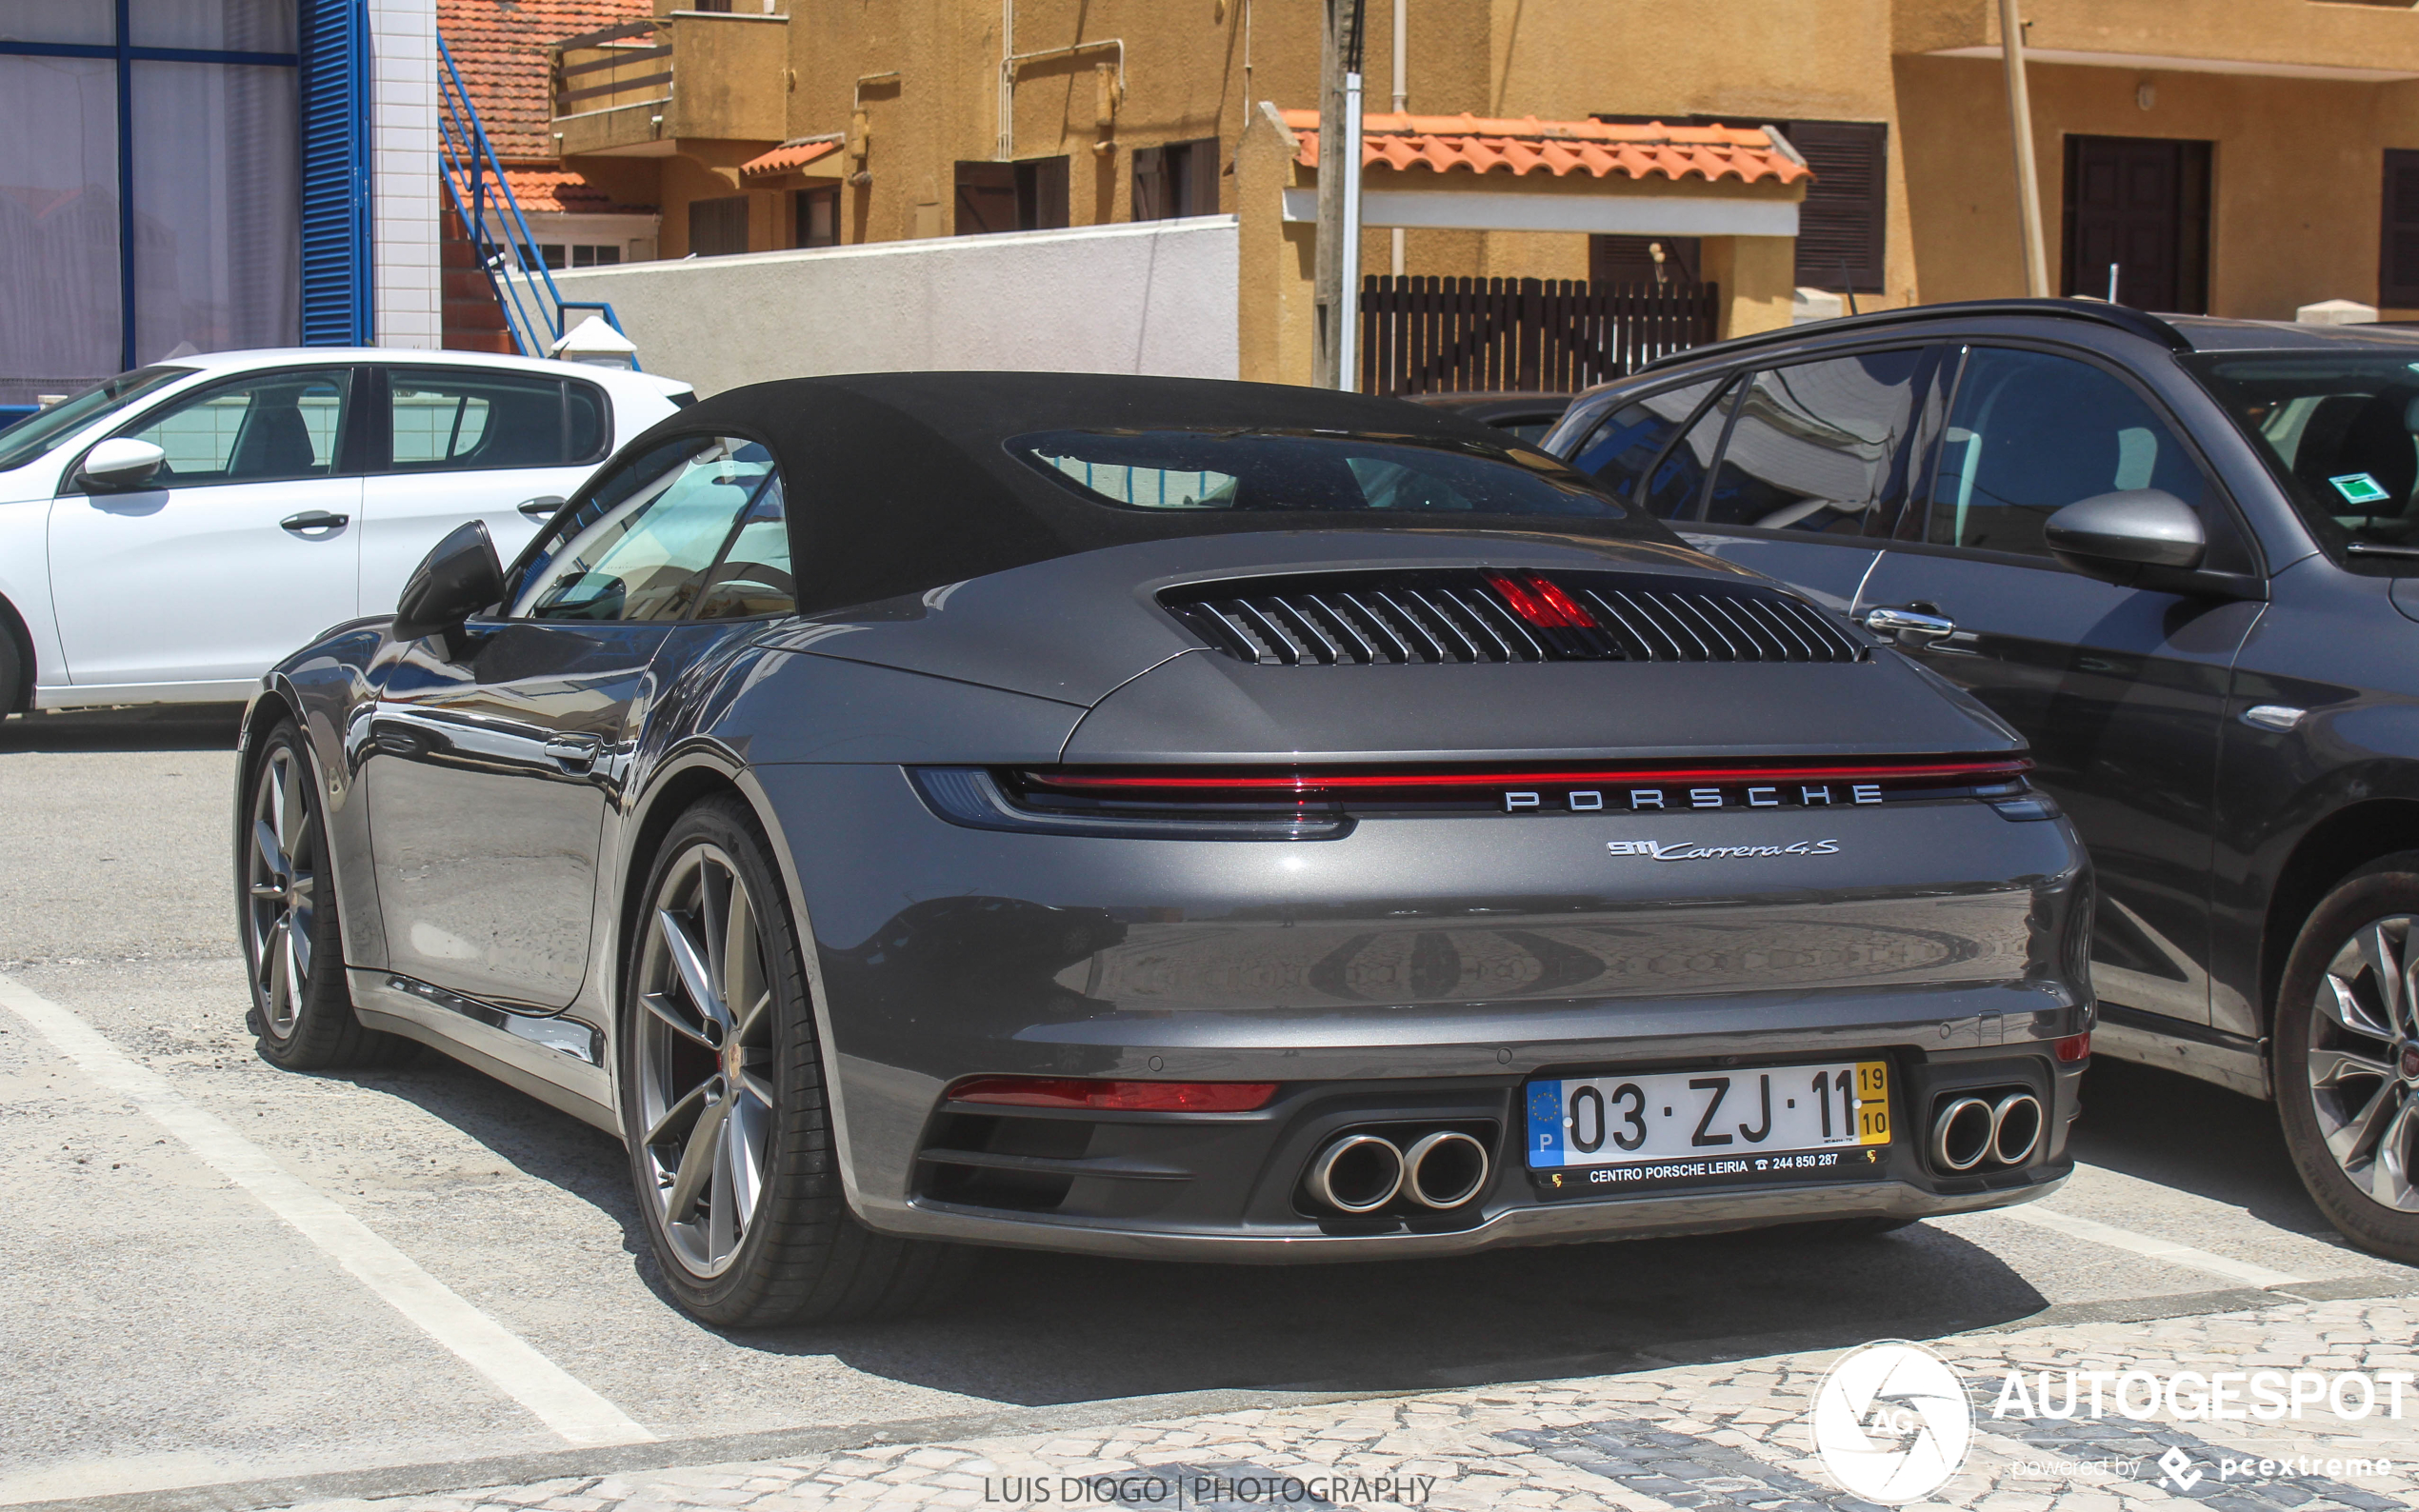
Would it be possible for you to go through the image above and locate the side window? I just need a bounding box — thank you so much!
[1703,348,1924,534]
[510,436,780,623]
[693,476,794,620]
[1641,380,1738,518]
[113,368,351,487]
[1568,377,1725,508]
[386,368,610,472]
[1926,348,2229,564]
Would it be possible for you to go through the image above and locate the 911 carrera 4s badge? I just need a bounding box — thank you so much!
[1607,838,1841,861]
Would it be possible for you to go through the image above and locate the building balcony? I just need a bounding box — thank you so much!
[551,10,789,160]
[1895,0,2419,83]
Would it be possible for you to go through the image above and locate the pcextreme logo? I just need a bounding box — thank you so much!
[1810,1341,1974,1503]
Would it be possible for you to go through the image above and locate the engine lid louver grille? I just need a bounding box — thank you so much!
[1162,569,1868,666]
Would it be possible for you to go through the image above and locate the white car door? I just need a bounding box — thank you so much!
[356,366,614,613]
[46,366,363,690]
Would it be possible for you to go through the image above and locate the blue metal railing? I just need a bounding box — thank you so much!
[434,30,636,366]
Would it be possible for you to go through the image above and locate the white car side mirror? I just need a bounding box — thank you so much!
[78,437,167,490]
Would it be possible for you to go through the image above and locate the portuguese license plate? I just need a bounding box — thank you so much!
[1526,1060,1890,1191]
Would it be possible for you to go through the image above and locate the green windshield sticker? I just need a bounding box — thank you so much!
[2331,472,2391,505]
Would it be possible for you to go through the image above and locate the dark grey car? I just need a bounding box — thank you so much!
[237,372,2089,1325]
[1544,297,2419,1266]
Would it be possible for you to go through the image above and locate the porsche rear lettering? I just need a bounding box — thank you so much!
[1504,784,1883,813]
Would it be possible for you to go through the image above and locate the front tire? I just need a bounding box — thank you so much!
[621,795,968,1326]
[240,720,411,1069]
[2274,855,2419,1263]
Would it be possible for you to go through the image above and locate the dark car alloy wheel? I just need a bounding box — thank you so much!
[239,720,410,1069]
[2277,856,2419,1263]
[2305,917,2419,1206]
[621,797,968,1323]
[632,838,777,1278]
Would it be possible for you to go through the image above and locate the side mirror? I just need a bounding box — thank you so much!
[2043,489,2206,583]
[392,520,505,642]
[77,437,166,490]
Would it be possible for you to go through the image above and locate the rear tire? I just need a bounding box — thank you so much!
[240,720,414,1070]
[2274,856,2419,1265]
[621,795,970,1326]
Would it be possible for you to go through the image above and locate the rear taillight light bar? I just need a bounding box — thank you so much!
[1015,755,2032,800]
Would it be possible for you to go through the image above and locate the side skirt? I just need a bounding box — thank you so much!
[350,968,620,1135]
[2093,1002,2270,1101]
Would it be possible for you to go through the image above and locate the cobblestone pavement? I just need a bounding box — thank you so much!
[278,1295,2419,1512]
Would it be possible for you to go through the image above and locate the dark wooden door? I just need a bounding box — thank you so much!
[2062,135,2210,313]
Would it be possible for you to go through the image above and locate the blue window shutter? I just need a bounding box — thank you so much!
[299,0,371,345]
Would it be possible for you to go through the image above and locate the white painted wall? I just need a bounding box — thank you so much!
[369,0,441,348]
[546,216,1240,397]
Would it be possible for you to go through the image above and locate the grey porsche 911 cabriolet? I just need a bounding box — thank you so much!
[235,372,2092,1325]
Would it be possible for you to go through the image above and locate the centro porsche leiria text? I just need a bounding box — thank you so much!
[234,372,2093,1325]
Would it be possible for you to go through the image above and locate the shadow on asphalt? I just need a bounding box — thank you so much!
[356,1043,2054,1406]
[2067,1056,2331,1236]
[0,703,245,752]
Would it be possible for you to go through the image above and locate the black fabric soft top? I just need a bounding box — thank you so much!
[618,371,1670,614]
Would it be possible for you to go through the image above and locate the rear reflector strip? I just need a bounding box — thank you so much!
[1020,756,2032,797]
[945,1077,1280,1112]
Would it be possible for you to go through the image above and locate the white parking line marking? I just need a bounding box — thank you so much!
[1990,1201,2308,1289]
[0,975,653,1448]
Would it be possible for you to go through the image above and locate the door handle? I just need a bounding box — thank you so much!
[1862,605,1957,646]
[518,495,568,520]
[280,510,350,534]
[543,733,603,771]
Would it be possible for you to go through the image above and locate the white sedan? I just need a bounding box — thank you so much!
[0,348,693,709]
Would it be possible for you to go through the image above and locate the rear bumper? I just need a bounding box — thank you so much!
[751,763,2091,1260]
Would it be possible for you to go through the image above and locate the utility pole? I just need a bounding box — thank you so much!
[1313,0,1366,389]
[1998,0,2049,297]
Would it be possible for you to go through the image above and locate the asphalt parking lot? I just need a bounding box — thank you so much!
[4,706,2414,1511]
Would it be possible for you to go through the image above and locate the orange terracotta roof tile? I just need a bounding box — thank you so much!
[1280,109,1811,187]
[439,0,653,162]
[740,139,844,180]
[501,167,653,216]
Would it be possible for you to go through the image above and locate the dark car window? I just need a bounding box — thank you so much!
[692,474,794,620]
[1012,428,1625,516]
[510,435,780,623]
[1638,379,1736,519]
[110,368,352,487]
[387,368,610,472]
[1703,348,1924,534]
[2185,351,2419,571]
[1925,347,2234,565]
[1567,377,1725,509]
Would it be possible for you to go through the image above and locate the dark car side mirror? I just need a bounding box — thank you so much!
[392,520,505,644]
[2043,489,2207,585]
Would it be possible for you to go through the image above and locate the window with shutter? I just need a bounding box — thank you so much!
[2382,150,2419,308]
[300,0,370,345]
[1785,121,1887,294]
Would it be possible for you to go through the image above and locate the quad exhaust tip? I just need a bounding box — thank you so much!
[1404,1130,1491,1209]
[1306,1129,1491,1213]
[1307,1133,1404,1213]
[1931,1090,2044,1173]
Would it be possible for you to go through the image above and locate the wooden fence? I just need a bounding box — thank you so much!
[1358,276,1722,396]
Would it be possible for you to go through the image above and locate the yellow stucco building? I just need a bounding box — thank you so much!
[541,0,2419,385]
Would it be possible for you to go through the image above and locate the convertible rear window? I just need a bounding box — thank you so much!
[1010,428,1626,517]
[2186,351,2419,570]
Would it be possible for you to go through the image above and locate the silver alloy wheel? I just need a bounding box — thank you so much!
[2308,914,2419,1211]
[245,743,317,1038]
[634,842,775,1278]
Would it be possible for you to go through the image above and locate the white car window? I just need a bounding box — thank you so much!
[113,368,350,487]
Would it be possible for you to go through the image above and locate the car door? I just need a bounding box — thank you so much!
[47,366,363,688]
[363,432,779,1012]
[1852,343,2265,1027]
[355,365,613,620]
